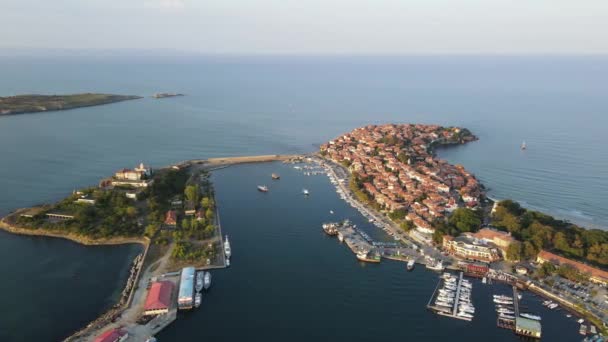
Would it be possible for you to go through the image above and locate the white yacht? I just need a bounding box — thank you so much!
[203,271,211,290]
[224,235,231,259]
[194,292,202,308]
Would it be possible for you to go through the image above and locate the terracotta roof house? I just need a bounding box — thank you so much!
[164,210,177,226]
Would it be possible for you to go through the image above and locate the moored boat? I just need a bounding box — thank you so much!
[257,185,269,192]
[195,272,203,292]
[203,271,211,290]
[426,260,445,271]
[271,173,280,180]
[356,249,381,263]
[407,259,415,271]
[302,188,310,196]
[195,292,202,308]
[520,313,541,321]
[224,235,232,258]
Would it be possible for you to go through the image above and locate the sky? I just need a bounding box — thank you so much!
[1,0,608,55]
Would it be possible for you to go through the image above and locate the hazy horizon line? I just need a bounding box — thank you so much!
[1,47,608,58]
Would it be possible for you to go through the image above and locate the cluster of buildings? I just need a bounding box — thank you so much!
[321,124,482,236]
[100,162,153,188]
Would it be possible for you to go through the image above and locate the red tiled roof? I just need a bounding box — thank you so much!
[144,281,173,311]
[94,328,127,342]
[538,250,608,281]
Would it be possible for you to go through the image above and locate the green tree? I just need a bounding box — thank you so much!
[448,208,481,233]
[400,220,414,232]
[144,224,159,238]
[389,208,407,220]
[506,241,522,261]
[184,185,199,203]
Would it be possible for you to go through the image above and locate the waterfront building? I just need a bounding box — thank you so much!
[94,328,128,342]
[143,281,174,316]
[178,267,195,310]
[45,212,75,221]
[536,250,608,285]
[464,262,489,277]
[442,235,501,263]
[471,227,515,253]
[515,317,542,338]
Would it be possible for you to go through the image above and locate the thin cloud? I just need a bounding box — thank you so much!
[145,0,186,10]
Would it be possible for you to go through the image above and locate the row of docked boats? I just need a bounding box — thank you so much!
[494,293,542,322]
[494,294,516,320]
[323,162,402,242]
[194,271,212,308]
[434,273,475,321]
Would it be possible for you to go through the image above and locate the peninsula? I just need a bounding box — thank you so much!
[0,93,141,115]
[0,154,299,341]
[320,123,608,334]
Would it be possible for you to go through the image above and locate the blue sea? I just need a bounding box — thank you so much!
[0,55,606,340]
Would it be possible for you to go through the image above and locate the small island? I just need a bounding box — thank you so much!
[0,93,142,115]
[152,92,184,99]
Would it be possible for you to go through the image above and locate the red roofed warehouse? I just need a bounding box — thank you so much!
[94,328,128,342]
[537,250,608,285]
[144,281,174,316]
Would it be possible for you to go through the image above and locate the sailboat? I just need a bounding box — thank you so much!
[521,141,527,150]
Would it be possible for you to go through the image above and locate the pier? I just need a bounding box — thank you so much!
[452,272,464,317]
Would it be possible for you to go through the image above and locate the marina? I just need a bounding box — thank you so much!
[427,272,476,321]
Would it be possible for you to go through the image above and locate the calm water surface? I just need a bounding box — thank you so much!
[158,162,581,341]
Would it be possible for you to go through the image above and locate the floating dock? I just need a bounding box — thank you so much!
[427,272,472,321]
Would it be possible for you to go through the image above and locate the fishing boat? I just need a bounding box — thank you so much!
[407,259,415,271]
[271,173,280,180]
[257,185,269,192]
[356,249,381,263]
[322,222,339,236]
[203,272,211,290]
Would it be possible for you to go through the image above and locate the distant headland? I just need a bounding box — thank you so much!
[0,93,142,115]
